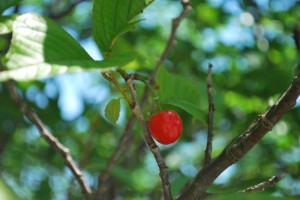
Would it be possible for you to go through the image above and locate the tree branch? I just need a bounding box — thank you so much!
[149,0,192,86]
[293,23,300,51]
[238,175,284,193]
[5,80,93,200]
[49,0,88,20]
[177,70,300,200]
[204,63,215,166]
[126,77,172,200]
[95,115,135,199]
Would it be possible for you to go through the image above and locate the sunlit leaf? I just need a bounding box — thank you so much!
[105,98,121,125]
[3,12,92,68]
[0,15,17,35]
[1,13,134,81]
[0,56,134,82]
[0,179,18,200]
[92,0,154,55]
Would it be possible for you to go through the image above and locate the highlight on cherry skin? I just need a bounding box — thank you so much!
[148,110,183,145]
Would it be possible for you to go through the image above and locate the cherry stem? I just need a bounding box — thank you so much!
[116,68,163,111]
[101,71,135,108]
[146,82,162,112]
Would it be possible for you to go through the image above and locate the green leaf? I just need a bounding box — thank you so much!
[0,15,18,35]
[0,13,134,81]
[0,0,22,14]
[0,179,18,200]
[105,98,121,125]
[156,67,205,120]
[224,91,265,113]
[195,4,219,26]
[160,98,205,120]
[2,13,92,68]
[0,56,133,82]
[92,0,153,55]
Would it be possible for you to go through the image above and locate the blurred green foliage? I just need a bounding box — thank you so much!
[0,0,300,199]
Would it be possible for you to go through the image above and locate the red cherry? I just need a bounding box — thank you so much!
[149,110,183,145]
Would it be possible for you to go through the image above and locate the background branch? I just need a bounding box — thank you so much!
[239,175,284,193]
[204,63,215,166]
[177,70,300,200]
[68,116,100,199]
[5,80,93,200]
[95,115,135,199]
[293,23,300,51]
[149,0,192,86]
[49,0,88,20]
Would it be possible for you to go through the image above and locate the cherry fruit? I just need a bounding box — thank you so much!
[149,110,183,145]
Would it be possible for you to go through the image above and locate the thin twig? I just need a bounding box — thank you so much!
[204,63,215,166]
[139,0,192,115]
[79,130,96,168]
[150,0,192,86]
[177,70,300,200]
[126,77,172,200]
[49,0,88,20]
[5,80,93,200]
[95,115,135,199]
[68,116,99,199]
[293,23,300,51]
[239,175,284,193]
[294,23,300,73]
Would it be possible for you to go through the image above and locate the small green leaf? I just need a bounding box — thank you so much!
[0,13,134,81]
[92,0,154,54]
[0,15,18,35]
[105,98,121,125]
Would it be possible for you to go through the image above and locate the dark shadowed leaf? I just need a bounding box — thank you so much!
[157,67,205,120]
[160,98,205,120]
